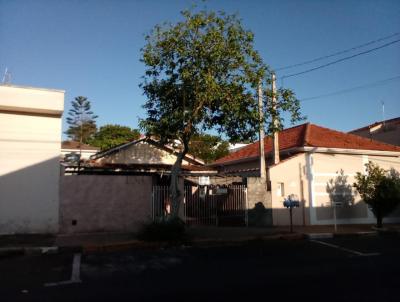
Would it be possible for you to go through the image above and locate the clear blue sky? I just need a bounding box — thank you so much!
[1,0,399,138]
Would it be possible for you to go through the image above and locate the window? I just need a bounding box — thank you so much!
[277,182,285,197]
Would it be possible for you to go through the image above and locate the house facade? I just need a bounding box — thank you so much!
[349,117,400,146]
[59,137,221,233]
[0,84,64,234]
[212,123,400,226]
[90,137,205,167]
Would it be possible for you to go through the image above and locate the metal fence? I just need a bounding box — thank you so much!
[152,185,248,226]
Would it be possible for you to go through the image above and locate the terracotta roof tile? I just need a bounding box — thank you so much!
[214,123,400,165]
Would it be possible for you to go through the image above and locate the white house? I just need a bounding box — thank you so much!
[213,123,400,226]
[0,84,64,234]
[61,141,99,161]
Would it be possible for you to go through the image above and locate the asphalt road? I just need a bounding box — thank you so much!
[1,234,400,302]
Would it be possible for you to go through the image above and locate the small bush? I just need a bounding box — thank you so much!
[137,216,186,242]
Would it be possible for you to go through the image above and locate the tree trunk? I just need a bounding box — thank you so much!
[169,140,189,219]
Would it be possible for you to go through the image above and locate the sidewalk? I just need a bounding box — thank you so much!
[1,224,399,257]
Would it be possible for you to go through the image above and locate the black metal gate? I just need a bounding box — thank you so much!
[152,185,248,226]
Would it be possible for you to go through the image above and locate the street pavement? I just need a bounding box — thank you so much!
[1,233,400,302]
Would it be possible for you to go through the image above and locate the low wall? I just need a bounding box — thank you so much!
[60,175,152,234]
[247,177,272,226]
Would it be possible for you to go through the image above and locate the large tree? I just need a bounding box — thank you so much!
[89,124,141,150]
[189,133,229,164]
[140,9,303,218]
[354,162,400,228]
[65,96,98,144]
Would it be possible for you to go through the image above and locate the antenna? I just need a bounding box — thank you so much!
[2,67,11,84]
[381,100,385,129]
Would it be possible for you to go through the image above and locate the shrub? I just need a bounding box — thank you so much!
[137,216,186,242]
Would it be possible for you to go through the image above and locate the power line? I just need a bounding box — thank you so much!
[276,32,400,71]
[299,75,400,102]
[281,39,400,80]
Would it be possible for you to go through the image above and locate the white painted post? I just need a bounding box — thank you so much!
[245,187,249,227]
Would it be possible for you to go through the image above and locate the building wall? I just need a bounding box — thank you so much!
[269,152,400,226]
[350,122,400,146]
[269,154,308,226]
[307,153,400,225]
[0,85,64,234]
[98,141,191,165]
[59,175,153,233]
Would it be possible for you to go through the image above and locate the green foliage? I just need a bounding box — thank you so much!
[189,133,229,163]
[139,8,303,217]
[354,162,400,228]
[65,96,98,144]
[137,217,186,242]
[89,124,141,151]
[139,9,303,146]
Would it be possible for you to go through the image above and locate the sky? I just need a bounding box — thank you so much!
[1,0,399,139]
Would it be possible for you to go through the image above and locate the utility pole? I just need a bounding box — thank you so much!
[258,82,266,180]
[271,73,280,165]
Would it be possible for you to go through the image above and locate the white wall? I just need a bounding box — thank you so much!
[0,85,64,234]
[269,154,308,226]
[269,152,400,226]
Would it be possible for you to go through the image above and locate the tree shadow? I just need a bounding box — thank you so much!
[326,169,355,207]
[322,169,362,221]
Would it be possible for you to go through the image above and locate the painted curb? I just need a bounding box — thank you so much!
[306,233,334,239]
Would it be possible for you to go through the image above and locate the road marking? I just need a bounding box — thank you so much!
[44,253,82,287]
[311,240,380,257]
[71,253,81,282]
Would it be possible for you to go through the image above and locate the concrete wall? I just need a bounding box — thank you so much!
[246,177,272,226]
[98,141,191,165]
[0,85,64,234]
[59,175,153,234]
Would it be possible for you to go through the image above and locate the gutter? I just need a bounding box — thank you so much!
[300,146,400,157]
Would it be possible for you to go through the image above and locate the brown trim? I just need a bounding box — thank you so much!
[0,109,62,118]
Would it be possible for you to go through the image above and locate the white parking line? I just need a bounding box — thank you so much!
[71,253,81,282]
[44,253,82,287]
[311,240,380,257]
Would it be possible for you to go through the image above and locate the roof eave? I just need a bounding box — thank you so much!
[301,146,400,157]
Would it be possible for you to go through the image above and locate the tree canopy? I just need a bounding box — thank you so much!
[189,133,230,164]
[65,96,98,144]
[354,162,400,228]
[89,124,141,150]
[140,9,303,217]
